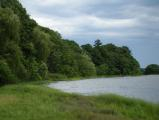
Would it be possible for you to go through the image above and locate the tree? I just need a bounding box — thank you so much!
[0,7,28,83]
[33,27,52,62]
[47,42,79,77]
[38,62,48,80]
[0,8,20,53]
[0,0,142,85]
[82,40,141,76]
[77,54,96,77]
[64,40,82,53]
[81,44,93,57]
[144,64,159,75]
[0,59,18,85]
[94,39,102,47]
[122,46,131,54]
[96,64,109,75]
[81,44,93,53]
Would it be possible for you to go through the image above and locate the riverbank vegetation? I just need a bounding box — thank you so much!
[0,83,159,120]
[0,0,142,85]
[144,64,159,75]
[82,40,141,76]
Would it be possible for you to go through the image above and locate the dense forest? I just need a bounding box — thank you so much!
[82,40,141,75]
[0,0,142,85]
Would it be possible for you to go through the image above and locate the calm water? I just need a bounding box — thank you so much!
[48,75,159,103]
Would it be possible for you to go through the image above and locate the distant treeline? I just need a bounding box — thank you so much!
[0,0,158,85]
[82,40,141,76]
[143,64,159,75]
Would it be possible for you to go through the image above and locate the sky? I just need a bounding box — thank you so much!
[20,0,159,68]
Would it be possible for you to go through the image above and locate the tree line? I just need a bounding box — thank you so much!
[0,0,158,85]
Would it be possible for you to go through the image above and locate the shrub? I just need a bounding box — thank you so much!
[96,64,109,75]
[0,59,18,85]
[77,54,96,77]
[38,62,48,80]
[48,73,67,81]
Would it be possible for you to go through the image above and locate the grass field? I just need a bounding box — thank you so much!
[0,82,159,120]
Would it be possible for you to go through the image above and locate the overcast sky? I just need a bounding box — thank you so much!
[20,0,159,68]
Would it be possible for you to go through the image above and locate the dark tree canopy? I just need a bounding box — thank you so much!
[94,39,102,47]
[144,64,159,75]
[82,42,141,76]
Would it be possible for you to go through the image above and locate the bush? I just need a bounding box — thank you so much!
[96,64,109,75]
[77,54,96,77]
[5,41,28,81]
[25,59,42,81]
[38,62,48,80]
[59,65,79,77]
[0,59,18,85]
[48,73,67,81]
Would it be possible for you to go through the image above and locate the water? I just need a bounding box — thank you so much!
[48,75,159,103]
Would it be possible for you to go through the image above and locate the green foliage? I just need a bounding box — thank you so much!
[77,54,96,77]
[144,64,159,75]
[5,42,28,80]
[0,7,28,83]
[26,58,41,81]
[96,64,109,75]
[81,44,93,57]
[0,8,20,53]
[59,65,79,77]
[0,59,18,85]
[82,42,141,76]
[47,39,96,77]
[48,73,67,81]
[38,62,48,80]
[33,27,52,62]
[25,59,49,81]
[48,42,79,77]
[21,42,36,57]
[64,40,82,53]
[0,0,142,85]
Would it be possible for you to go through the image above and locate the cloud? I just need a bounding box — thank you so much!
[33,13,137,34]
[20,0,159,41]
[20,0,159,67]
[32,0,99,7]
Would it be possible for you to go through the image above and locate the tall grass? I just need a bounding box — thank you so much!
[0,83,158,120]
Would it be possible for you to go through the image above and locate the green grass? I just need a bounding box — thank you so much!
[0,83,159,120]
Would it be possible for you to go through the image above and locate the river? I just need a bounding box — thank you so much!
[48,75,159,103]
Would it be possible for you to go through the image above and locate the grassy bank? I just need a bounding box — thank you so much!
[48,73,143,82]
[0,83,159,120]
